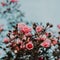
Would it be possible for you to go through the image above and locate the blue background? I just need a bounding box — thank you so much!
[20,0,60,25]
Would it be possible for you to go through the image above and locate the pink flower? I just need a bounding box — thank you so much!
[57,24,60,29]
[10,0,18,3]
[3,38,9,44]
[39,35,47,41]
[1,2,7,6]
[36,26,43,33]
[26,42,34,50]
[41,39,51,48]
[18,23,31,33]
[18,23,27,29]
[51,38,57,45]
[21,26,31,34]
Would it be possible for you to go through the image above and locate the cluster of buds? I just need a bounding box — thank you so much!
[2,22,60,60]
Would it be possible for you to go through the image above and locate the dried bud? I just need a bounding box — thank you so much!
[49,24,53,28]
[46,22,50,26]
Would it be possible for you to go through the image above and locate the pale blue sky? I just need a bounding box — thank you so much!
[20,0,60,26]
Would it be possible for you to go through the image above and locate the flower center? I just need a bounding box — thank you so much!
[28,44,32,48]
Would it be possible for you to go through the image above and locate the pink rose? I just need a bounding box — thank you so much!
[21,26,31,34]
[41,39,51,48]
[36,26,43,33]
[18,23,31,33]
[26,42,34,50]
[57,24,60,29]
[3,38,9,44]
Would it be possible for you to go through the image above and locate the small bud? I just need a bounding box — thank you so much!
[46,22,50,26]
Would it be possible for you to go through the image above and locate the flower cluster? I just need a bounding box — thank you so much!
[1,22,60,60]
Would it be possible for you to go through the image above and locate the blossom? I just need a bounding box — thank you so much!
[3,38,9,44]
[21,26,31,34]
[41,39,51,48]
[51,38,57,45]
[1,2,7,6]
[26,42,34,50]
[10,0,18,3]
[18,23,31,33]
[36,26,43,33]
[57,24,60,29]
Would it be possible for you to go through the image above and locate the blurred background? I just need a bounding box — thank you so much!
[20,0,60,26]
[0,0,60,28]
